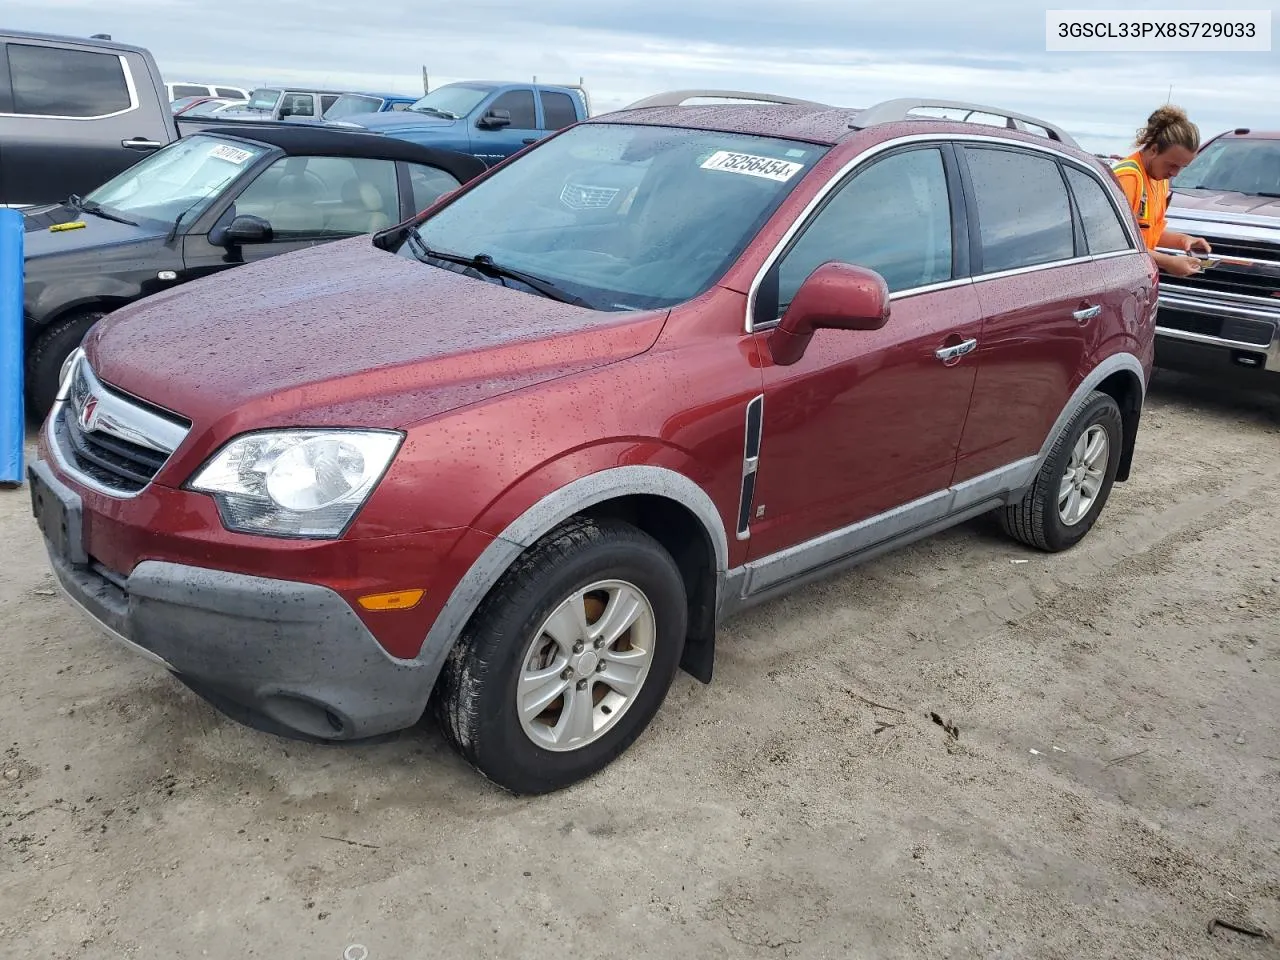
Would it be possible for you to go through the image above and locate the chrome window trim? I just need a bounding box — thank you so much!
[887,277,973,300]
[0,52,139,121]
[744,132,1140,333]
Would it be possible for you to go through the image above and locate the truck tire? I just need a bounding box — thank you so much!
[434,517,687,795]
[26,310,105,425]
[999,391,1124,552]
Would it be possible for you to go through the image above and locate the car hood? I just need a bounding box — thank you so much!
[1169,188,1280,224]
[340,111,456,134]
[22,206,168,258]
[83,236,669,436]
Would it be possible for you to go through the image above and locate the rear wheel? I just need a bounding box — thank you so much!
[999,391,1123,552]
[434,517,687,794]
[26,310,106,424]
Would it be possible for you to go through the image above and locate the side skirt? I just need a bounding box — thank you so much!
[717,456,1037,621]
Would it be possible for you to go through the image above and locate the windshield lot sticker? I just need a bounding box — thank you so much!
[209,144,255,165]
[700,151,804,181]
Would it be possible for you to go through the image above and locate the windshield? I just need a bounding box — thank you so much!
[407,85,488,118]
[402,122,829,311]
[323,94,382,119]
[244,88,281,112]
[1172,137,1280,197]
[84,135,268,226]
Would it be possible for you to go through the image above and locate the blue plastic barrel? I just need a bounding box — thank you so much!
[1,208,23,486]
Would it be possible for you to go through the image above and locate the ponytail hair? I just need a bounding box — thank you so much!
[1137,105,1200,153]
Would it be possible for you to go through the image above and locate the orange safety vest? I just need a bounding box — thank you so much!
[1112,153,1168,251]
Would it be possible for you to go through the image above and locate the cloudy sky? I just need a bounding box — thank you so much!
[9,0,1278,154]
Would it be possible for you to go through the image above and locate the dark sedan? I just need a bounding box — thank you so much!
[22,125,486,421]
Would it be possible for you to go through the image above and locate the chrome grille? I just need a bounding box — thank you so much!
[51,354,191,497]
[1170,237,1280,300]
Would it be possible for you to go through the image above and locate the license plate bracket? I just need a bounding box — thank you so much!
[28,463,87,566]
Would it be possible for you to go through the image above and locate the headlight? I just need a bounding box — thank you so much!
[188,429,403,538]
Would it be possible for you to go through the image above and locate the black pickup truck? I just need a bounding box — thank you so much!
[0,30,179,207]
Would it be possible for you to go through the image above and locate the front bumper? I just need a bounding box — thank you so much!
[1155,284,1280,375]
[31,458,433,741]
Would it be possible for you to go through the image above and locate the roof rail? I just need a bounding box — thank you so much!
[849,98,1079,149]
[622,89,828,110]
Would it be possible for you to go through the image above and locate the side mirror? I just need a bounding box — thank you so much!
[767,262,890,365]
[212,214,273,246]
[478,107,511,129]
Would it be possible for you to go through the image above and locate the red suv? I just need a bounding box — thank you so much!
[29,92,1158,794]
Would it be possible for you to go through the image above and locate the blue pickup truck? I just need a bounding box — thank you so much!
[324,80,591,166]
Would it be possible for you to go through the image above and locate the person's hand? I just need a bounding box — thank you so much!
[1163,254,1202,278]
[1187,235,1212,254]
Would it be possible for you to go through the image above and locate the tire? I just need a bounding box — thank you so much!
[25,310,106,425]
[999,390,1124,552]
[434,517,688,795]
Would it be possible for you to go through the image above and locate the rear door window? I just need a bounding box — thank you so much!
[172,84,210,100]
[540,91,579,130]
[1063,166,1133,255]
[963,146,1076,273]
[8,43,132,117]
[214,87,244,99]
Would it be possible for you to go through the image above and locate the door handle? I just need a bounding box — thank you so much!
[1073,304,1102,322]
[122,138,164,149]
[522,137,538,144]
[935,338,978,362]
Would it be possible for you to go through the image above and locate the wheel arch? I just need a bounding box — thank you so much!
[1093,367,1145,482]
[415,465,730,696]
[26,297,129,345]
[1037,351,1146,483]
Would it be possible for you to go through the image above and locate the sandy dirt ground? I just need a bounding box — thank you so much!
[1,368,1278,960]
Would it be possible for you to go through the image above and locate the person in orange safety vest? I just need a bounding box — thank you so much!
[1112,105,1211,279]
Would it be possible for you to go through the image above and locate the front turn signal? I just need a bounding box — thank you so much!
[358,589,425,611]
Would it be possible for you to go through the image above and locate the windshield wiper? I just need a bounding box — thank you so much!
[406,230,590,307]
[79,199,137,226]
[413,106,457,119]
[1253,191,1280,198]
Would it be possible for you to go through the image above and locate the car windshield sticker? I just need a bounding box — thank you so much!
[209,144,255,165]
[700,150,804,182]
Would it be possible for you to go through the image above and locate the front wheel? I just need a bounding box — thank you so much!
[434,517,688,794]
[999,390,1124,552]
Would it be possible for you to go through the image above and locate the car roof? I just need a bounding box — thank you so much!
[432,80,582,93]
[340,91,414,100]
[1214,129,1280,140]
[0,28,152,55]
[194,124,488,181]
[251,86,354,96]
[591,103,864,145]
[589,92,1087,156]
